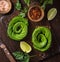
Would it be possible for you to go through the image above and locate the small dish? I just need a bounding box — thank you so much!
[28,5,44,22]
[0,0,12,14]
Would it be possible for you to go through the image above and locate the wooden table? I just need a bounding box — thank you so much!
[0,0,60,62]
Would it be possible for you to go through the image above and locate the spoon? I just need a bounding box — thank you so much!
[0,39,16,62]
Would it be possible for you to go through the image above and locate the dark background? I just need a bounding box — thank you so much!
[0,0,60,62]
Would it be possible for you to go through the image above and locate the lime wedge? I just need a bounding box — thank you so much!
[47,8,57,21]
[20,41,32,53]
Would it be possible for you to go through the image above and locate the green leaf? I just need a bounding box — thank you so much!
[41,0,53,10]
[23,8,28,13]
[24,0,30,6]
[13,51,30,62]
[18,8,28,18]
[15,0,21,10]
[19,12,26,18]
[22,53,30,62]
[47,0,53,4]
[13,51,24,60]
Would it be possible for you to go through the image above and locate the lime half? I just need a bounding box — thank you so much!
[47,8,57,21]
[20,41,32,53]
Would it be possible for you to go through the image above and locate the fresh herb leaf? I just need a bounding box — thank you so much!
[18,8,28,18]
[15,0,28,17]
[21,53,30,62]
[13,51,30,62]
[47,0,53,4]
[40,0,53,10]
[22,8,28,13]
[41,0,48,10]
[15,0,21,10]
[13,51,24,60]
[24,0,30,6]
[19,12,26,18]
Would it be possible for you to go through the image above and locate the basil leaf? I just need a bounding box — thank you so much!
[47,0,53,4]
[13,51,30,62]
[19,12,26,18]
[18,8,28,18]
[22,53,30,62]
[24,0,30,6]
[15,0,21,10]
[13,51,24,60]
[41,0,53,10]
[23,8,28,13]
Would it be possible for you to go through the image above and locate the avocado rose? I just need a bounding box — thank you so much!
[32,27,52,52]
[7,16,28,41]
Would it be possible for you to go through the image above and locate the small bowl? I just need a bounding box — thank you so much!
[28,5,44,22]
[0,0,12,14]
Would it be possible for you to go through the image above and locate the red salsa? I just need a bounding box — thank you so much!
[29,7,41,20]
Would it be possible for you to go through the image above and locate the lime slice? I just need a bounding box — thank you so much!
[47,8,57,21]
[20,41,32,53]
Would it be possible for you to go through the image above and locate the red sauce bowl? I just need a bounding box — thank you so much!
[28,5,44,22]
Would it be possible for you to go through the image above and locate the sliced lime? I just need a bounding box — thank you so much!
[47,8,57,21]
[20,41,32,53]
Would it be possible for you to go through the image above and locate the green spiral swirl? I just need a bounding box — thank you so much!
[32,27,52,52]
[7,16,28,41]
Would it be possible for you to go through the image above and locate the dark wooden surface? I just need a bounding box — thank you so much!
[0,0,60,62]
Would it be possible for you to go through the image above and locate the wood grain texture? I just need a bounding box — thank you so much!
[0,0,60,62]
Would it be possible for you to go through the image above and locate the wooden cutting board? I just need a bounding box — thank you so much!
[0,0,60,62]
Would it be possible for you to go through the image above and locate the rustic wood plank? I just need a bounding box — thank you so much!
[0,0,60,62]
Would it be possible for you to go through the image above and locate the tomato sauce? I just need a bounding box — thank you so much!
[29,7,41,20]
